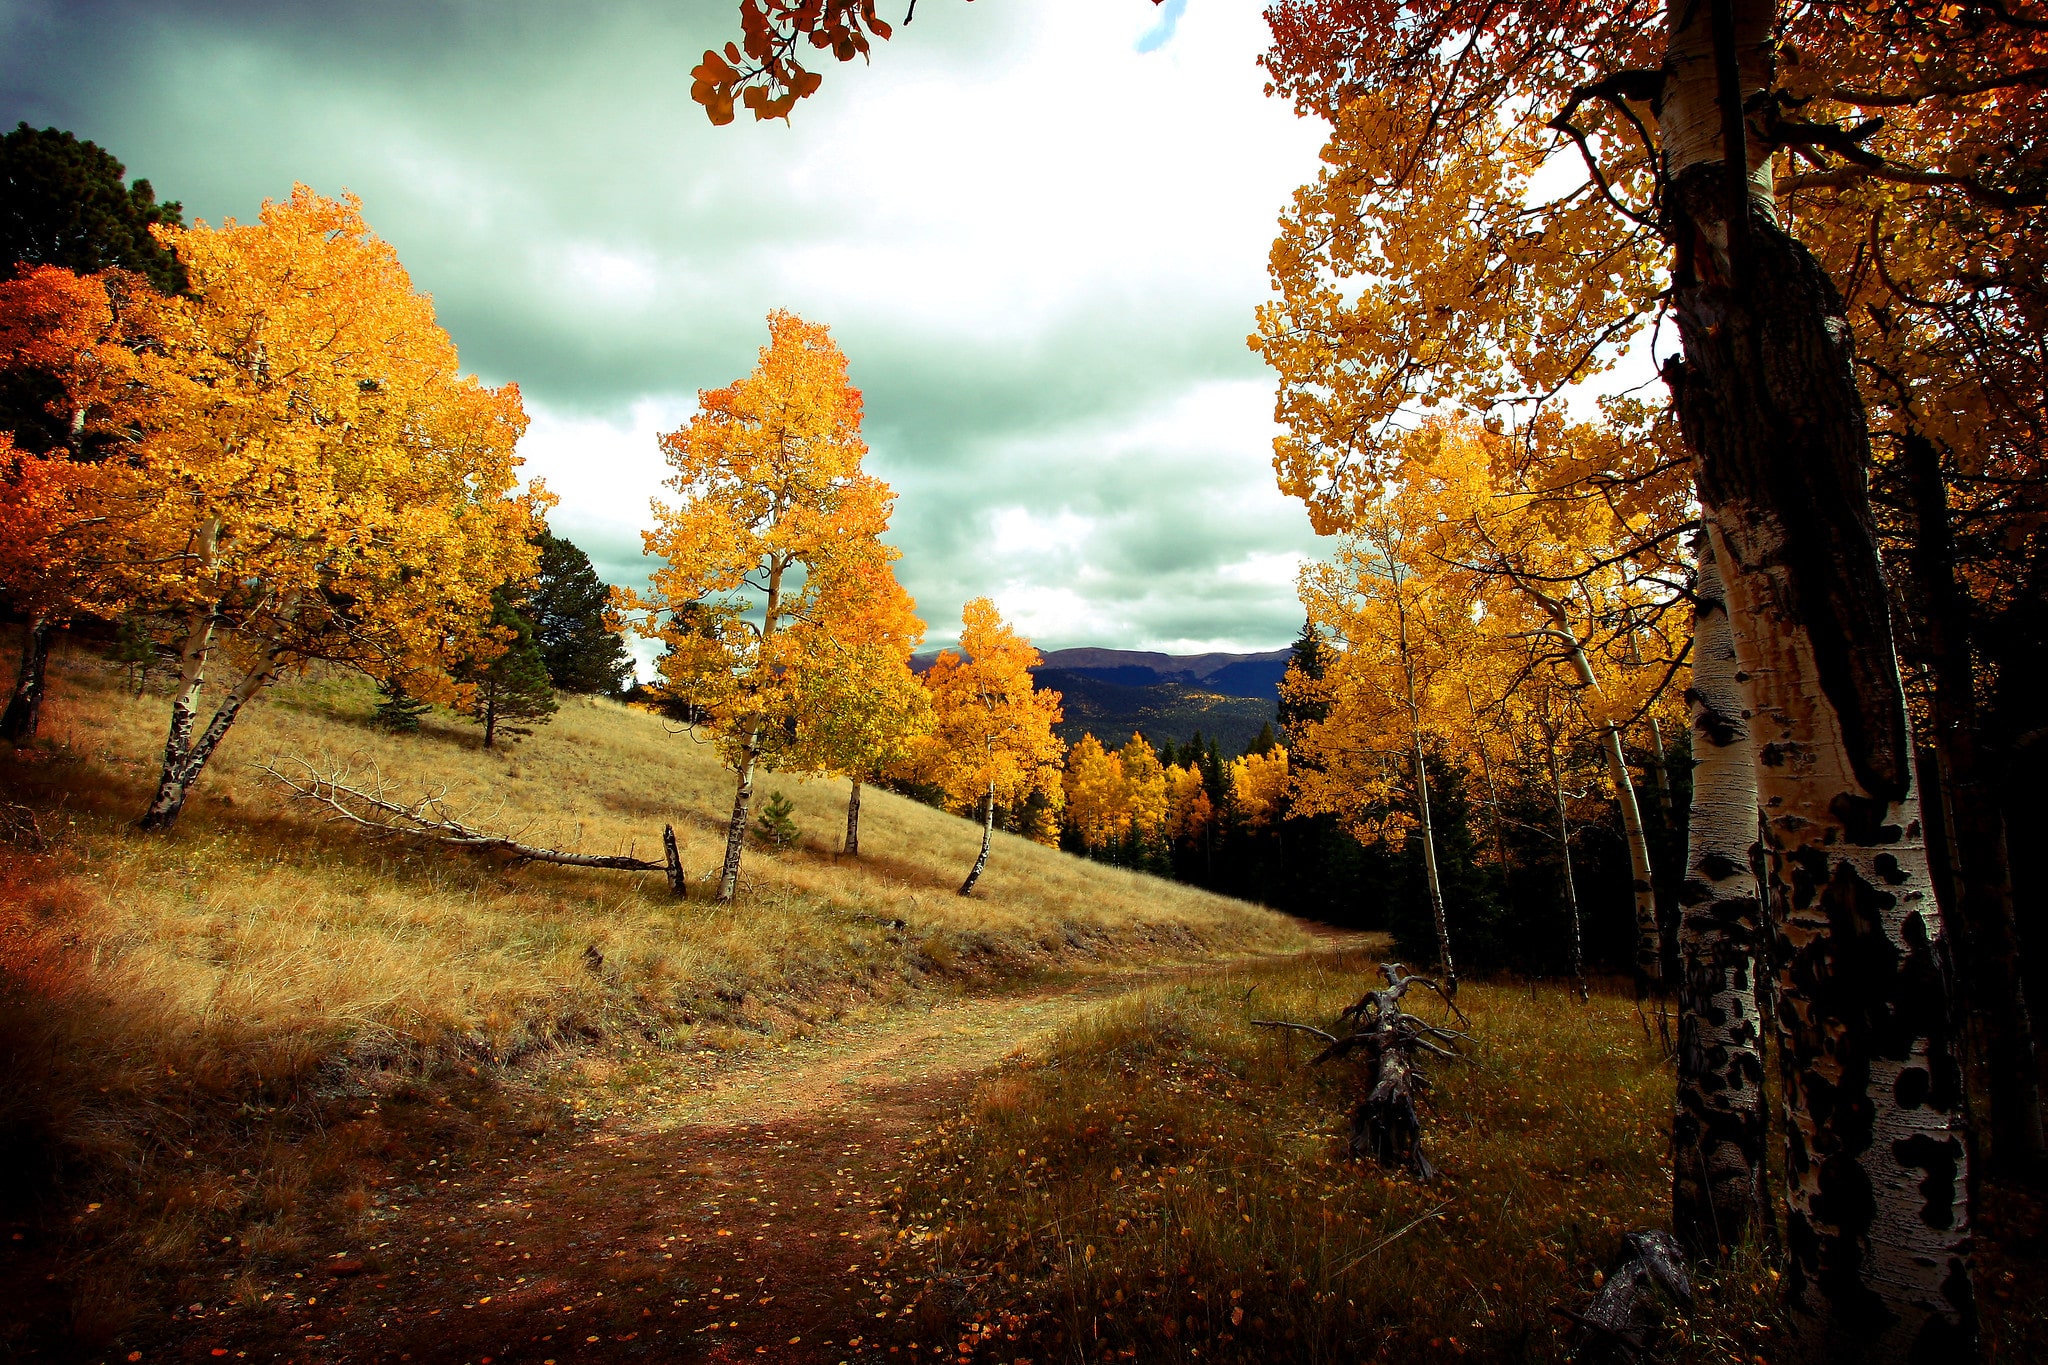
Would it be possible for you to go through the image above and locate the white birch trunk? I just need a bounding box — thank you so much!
[1672,531,1771,1257]
[1660,0,1976,1349]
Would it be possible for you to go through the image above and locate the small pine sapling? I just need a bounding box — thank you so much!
[753,790,799,849]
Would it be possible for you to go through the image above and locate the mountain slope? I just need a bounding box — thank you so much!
[1035,668,1275,754]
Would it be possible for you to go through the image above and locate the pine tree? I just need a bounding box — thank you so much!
[374,680,431,733]
[462,590,558,748]
[528,531,633,694]
[753,790,799,849]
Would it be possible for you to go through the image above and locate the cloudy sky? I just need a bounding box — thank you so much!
[1,0,1333,657]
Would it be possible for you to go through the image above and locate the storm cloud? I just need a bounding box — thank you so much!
[0,0,1331,653]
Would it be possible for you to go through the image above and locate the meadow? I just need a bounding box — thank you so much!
[0,640,1301,1349]
[881,952,2047,1364]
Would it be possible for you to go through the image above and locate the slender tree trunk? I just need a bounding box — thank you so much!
[1673,531,1772,1259]
[483,684,499,749]
[1566,638,1662,995]
[140,607,217,831]
[844,776,862,857]
[959,780,996,896]
[1535,608,1663,993]
[1412,732,1456,994]
[1465,683,1515,882]
[1662,3,1975,1349]
[2,615,53,745]
[1544,704,1589,1003]
[141,634,281,832]
[1899,430,2044,1168]
[716,736,758,904]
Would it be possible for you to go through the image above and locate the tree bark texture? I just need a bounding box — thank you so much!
[1660,0,1974,1350]
[959,780,996,896]
[1899,430,2043,1167]
[482,683,499,749]
[716,739,757,904]
[2,616,52,746]
[845,777,862,857]
[1668,168,1976,1360]
[1673,533,1771,1259]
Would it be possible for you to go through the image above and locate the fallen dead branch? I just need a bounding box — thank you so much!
[1254,961,1469,1180]
[256,756,686,896]
[1555,1229,1693,1363]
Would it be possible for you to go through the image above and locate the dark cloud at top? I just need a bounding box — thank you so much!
[0,0,1333,654]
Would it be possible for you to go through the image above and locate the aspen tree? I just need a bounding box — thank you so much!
[918,598,1064,896]
[1286,477,1478,993]
[1063,733,1129,855]
[1673,528,1771,1258]
[1255,3,1981,1349]
[619,311,893,903]
[108,190,538,831]
[787,556,928,857]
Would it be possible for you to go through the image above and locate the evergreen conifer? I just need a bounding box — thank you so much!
[527,532,633,694]
[462,590,558,748]
[374,679,432,733]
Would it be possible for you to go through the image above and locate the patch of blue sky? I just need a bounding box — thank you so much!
[1136,0,1187,54]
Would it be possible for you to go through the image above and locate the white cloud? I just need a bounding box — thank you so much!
[9,0,1336,654]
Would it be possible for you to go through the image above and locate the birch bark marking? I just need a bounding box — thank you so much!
[1661,0,1975,1350]
[141,604,218,830]
[844,777,862,857]
[1673,530,1770,1259]
[717,737,757,904]
[959,778,996,896]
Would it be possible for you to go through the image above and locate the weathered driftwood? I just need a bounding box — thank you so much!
[1557,1229,1693,1364]
[257,757,686,896]
[1254,962,1468,1180]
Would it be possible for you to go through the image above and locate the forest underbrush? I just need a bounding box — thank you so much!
[0,644,1301,1351]
[883,948,2048,1364]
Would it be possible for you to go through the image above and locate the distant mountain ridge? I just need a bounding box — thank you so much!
[913,646,1292,701]
[910,645,1293,755]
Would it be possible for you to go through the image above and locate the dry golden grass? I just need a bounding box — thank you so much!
[0,643,1300,1315]
[882,951,1799,1364]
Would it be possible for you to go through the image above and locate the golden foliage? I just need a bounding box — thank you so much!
[918,598,1066,818]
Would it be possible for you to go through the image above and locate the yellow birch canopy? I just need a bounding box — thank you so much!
[117,188,538,690]
[917,597,1065,818]
[621,310,898,774]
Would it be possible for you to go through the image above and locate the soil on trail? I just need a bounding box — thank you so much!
[128,942,1370,1365]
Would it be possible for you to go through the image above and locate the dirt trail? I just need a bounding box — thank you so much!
[156,938,1375,1365]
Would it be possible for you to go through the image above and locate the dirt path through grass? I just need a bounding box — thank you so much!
[156,936,1376,1365]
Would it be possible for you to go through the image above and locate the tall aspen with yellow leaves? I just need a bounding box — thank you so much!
[109,189,538,832]
[917,598,1065,896]
[1283,438,1493,993]
[786,555,929,858]
[619,311,895,903]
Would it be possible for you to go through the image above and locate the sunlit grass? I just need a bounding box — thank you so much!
[0,643,1300,1297]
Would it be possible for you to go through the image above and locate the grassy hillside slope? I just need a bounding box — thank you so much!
[0,645,1301,1322]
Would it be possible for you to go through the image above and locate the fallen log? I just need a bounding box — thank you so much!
[256,756,687,897]
[1556,1229,1693,1364]
[1255,961,1468,1180]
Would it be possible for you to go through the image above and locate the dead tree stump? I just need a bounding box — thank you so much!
[1254,962,1468,1181]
